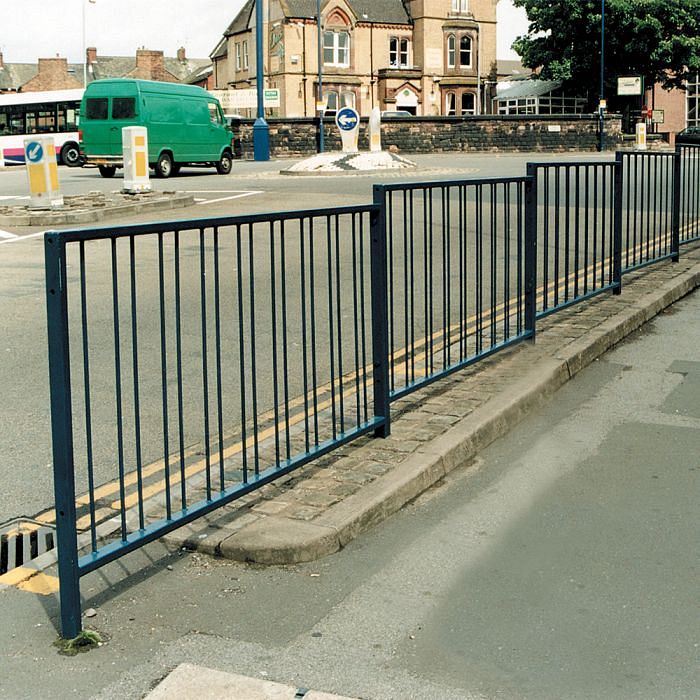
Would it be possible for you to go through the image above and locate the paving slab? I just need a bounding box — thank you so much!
[160,243,700,564]
[146,663,358,699]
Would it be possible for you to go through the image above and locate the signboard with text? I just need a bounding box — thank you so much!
[210,88,280,110]
[617,76,643,96]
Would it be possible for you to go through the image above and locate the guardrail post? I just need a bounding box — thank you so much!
[613,152,623,294]
[671,146,681,262]
[524,164,537,340]
[45,232,82,639]
[371,186,391,438]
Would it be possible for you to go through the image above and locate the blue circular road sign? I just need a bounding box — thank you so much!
[336,107,359,132]
[25,141,44,164]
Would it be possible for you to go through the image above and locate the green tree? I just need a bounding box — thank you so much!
[511,0,700,108]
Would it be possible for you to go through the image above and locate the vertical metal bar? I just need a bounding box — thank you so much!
[458,184,465,358]
[371,186,390,437]
[247,223,260,475]
[351,213,362,428]
[593,166,599,289]
[112,238,128,537]
[269,221,281,466]
[280,220,291,459]
[299,218,310,452]
[584,165,590,292]
[334,214,345,433]
[574,166,580,299]
[409,189,415,383]
[157,233,171,518]
[326,215,337,439]
[174,231,186,507]
[128,236,144,528]
[359,214,369,421]
[524,165,537,338]
[504,181,511,340]
[235,225,248,483]
[476,183,483,353]
[553,166,560,307]
[45,232,82,639]
[309,218,320,446]
[199,229,212,500]
[672,147,681,261]
[403,190,409,388]
[78,242,97,550]
[387,192,395,393]
[443,186,450,367]
[613,154,623,294]
[490,182,497,347]
[516,181,523,335]
[564,165,570,302]
[213,227,225,490]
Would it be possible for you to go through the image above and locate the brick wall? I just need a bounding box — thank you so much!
[232,115,624,159]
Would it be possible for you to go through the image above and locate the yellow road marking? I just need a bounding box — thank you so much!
[18,573,60,595]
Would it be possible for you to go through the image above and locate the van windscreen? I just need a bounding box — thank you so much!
[112,97,136,120]
[85,98,108,120]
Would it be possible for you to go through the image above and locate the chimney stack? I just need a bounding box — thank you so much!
[86,47,97,65]
[177,46,186,63]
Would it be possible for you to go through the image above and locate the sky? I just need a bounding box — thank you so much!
[1,0,529,64]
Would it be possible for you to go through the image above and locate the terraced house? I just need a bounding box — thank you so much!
[211,0,498,117]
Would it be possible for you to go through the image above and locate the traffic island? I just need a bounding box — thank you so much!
[280,150,416,175]
[0,190,195,227]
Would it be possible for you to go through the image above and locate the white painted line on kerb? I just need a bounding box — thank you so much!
[0,230,45,245]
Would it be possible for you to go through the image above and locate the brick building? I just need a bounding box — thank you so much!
[0,48,210,93]
[211,0,499,117]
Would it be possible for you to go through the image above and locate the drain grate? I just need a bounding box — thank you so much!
[0,518,56,575]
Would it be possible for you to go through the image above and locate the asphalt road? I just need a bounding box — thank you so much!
[1,276,697,700]
[0,152,615,522]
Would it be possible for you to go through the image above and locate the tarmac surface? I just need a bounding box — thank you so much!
[1,154,698,698]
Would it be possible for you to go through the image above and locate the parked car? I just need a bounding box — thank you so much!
[381,110,412,119]
[676,126,700,145]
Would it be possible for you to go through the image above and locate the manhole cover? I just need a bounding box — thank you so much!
[0,518,55,575]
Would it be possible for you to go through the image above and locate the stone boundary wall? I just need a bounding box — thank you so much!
[232,115,625,159]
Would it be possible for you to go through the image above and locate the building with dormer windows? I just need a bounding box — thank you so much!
[211,0,498,117]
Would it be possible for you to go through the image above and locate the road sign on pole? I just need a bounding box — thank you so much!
[335,107,360,153]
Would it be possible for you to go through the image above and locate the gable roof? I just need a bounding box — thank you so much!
[284,0,410,24]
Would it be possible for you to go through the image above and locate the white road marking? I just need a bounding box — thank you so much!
[182,190,264,205]
[0,195,30,201]
[0,230,45,245]
[0,229,18,239]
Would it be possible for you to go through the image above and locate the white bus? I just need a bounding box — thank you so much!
[0,88,84,166]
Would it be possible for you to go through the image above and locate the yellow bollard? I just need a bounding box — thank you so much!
[122,126,151,193]
[24,137,63,209]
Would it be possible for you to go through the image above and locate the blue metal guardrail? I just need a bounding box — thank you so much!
[46,145,697,637]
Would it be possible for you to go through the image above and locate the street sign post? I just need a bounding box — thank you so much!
[335,107,360,153]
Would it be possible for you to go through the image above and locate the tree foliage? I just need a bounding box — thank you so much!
[511,0,700,107]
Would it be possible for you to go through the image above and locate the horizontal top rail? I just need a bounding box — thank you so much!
[45,204,380,244]
[527,160,616,168]
[376,175,531,192]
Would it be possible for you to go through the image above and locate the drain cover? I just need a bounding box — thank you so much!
[0,518,55,575]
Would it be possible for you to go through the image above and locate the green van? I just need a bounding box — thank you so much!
[79,79,234,178]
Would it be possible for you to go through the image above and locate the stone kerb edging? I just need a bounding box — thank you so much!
[163,253,700,564]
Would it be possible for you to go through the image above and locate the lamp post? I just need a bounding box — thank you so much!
[82,0,96,87]
[316,0,325,153]
[597,0,605,152]
[253,0,270,161]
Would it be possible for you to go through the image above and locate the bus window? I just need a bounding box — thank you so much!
[86,98,108,120]
[112,97,136,120]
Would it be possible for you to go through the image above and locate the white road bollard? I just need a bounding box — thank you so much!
[369,107,382,153]
[635,122,647,151]
[23,137,63,209]
[122,126,151,193]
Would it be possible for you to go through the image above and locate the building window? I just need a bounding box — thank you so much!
[445,90,476,116]
[451,0,469,13]
[389,37,410,68]
[243,41,249,70]
[460,36,472,68]
[688,73,700,127]
[235,43,241,72]
[323,30,350,67]
[447,35,456,69]
[461,92,475,115]
[325,90,339,113]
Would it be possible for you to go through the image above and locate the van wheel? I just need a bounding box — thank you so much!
[98,165,117,178]
[216,151,233,175]
[155,153,173,178]
[61,142,82,167]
